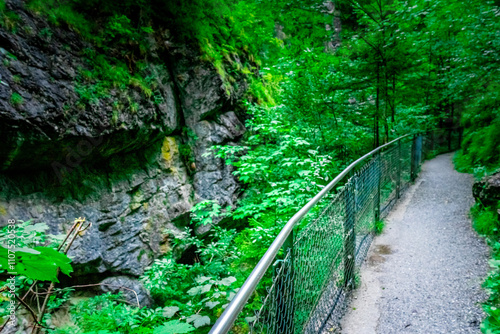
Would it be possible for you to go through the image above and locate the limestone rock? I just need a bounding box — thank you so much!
[100,276,153,308]
[0,0,179,171]
[0,1,248,279]
[473,172,500,206]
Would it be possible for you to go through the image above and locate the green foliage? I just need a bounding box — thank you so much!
[482,241,500,334]
[153,320,195,334]
[471,203,500,236]
[60,293,146,333]
[0,246,72,282]
[9,92,23,106]
[0,0,20,31]
[27,0,156,108]
[0,221,71,282]
[374,220,385,235]
[39,27,53,40]
[26,0,267,108]
[468,200,500,333]
[155,0,271,93]
[9,0,500,332]
[46,292,197,334]
[212,103,337,221]
[191,200,227,227]
[0,220,65,248]
[140,227,243,327]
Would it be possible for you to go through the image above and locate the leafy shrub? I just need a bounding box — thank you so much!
[469,202,500,334]
[471,203,500,236]
[140,226,243,331]
[482,242,500,334]
[0,221,73,327]
[374,220,385,235]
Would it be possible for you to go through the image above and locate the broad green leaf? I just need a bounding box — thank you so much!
[205,301,220,309]
[245,316,257,323]
[162,306,179,318]
[186,314,211,328]
[153,320,195,334]
[0,246,72,282]
[193,316,210,328]
[187,286,201,296]
[195,276,211,284]
[217,276,236,286]
[200,284,212,293]
[187,284,212,296]
[23,223,50,234]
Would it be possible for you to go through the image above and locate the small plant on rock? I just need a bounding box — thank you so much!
[10,92,23,107]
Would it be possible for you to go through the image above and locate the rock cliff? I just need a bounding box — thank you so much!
[0,0,246,279]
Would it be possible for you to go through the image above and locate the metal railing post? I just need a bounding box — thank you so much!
[410,135,417,182]
[344,178,355,288]
[275,230,294,334]
[396,139,402,199]
[374,152,381,222]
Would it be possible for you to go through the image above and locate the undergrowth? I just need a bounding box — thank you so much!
[467,186,500,333]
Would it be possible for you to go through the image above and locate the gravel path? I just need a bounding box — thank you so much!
[341,153,489,334]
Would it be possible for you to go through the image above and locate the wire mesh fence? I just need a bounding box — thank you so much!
[215,129,462,334]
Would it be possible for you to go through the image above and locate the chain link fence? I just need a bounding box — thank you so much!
[211,129,462,334]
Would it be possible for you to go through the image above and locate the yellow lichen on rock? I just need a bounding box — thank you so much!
[161,137,179,170]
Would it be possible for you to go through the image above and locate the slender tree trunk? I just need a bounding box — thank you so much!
[391,72,396,123]
[324,1,342,51]
[384,64,389,143]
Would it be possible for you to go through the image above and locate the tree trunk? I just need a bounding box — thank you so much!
[375,63,380,148]
[324,1,342,51]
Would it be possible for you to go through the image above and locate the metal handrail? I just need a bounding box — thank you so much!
[208,134,412,334]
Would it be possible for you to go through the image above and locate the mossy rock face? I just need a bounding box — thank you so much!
[0,1,180,171]
[0,1,248,278]
[473,172,500,206]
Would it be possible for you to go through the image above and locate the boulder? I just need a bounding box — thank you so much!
[100,276,153,308]
[473,172,500,206]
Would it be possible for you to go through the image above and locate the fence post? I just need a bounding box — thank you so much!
[274,231,294,334]
[344,178,355,289]
[410,135,417,182]
[374,153,381,222]
[396,139,401,199]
